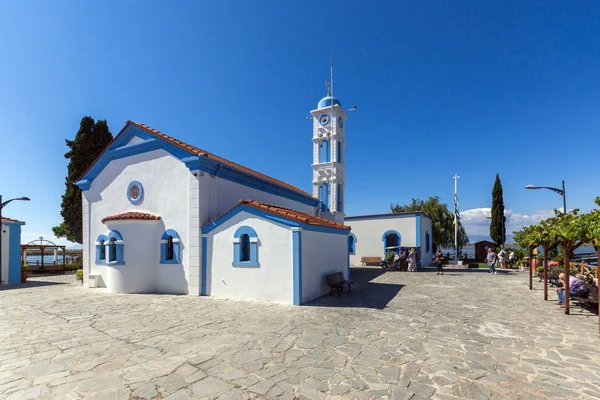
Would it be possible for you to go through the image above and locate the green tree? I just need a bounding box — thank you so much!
[513,224,540,289]
[490,174,506,246]
[53,117,113,243]
[553,210,583,314]
[390,196,469,252]
[579,197,600,262]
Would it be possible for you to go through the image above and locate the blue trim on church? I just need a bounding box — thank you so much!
[75,122,319,208]
[201,204,349,236]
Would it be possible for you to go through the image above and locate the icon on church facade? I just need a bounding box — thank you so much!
[127,181,144,204]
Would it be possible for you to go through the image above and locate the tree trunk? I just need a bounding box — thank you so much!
[543,243,549,301]
[529,247,533,290]
[564,241,572,315]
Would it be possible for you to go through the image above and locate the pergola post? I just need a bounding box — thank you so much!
[543,243,549,301]
[528,247,533,290]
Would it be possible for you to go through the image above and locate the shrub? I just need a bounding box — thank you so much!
[386,251,395,264]
[64,262,83,271]
[76,270,83,278]
[21,263,28,271]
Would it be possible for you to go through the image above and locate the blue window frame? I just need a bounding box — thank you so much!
[425,231,430,253]
[337,141,342,163]
[348,233,357,255]
[95,234,108,264]
[233,226,259,267]
[337,183,343,212]
[106,230,125,265]
[318,139,330,163]
[319,183,329,212]
[160,229,181,264]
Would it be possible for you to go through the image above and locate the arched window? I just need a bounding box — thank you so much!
[425,231,430,253]
[319,139,330,163]
[240,234,250,261]
[348,233,357,255]
[167,236,174,260]
[106,231,125,265]
[160,229,181,264]
[233,226,259,267]
[95,234,108,264]
[319,183,329,212]
[109,238,117,262]
[381,230,401,257]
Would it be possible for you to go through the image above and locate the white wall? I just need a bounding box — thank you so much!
[205,210,294,304]
[1,224,9,284]
[214,177,315,221]
[84,149,195,294]
[104,220,163,293]
[301,229,348,303]
[348,216,417,266]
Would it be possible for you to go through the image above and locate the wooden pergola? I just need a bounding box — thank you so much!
[21,238,66,270]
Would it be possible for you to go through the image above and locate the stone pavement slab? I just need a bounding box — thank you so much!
[0,269,599,399]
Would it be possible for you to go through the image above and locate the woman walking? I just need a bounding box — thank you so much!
[434,249,444,275]
[407,248,417,272]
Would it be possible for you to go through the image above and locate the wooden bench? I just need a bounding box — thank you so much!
[571,280,599,314]
[325,271,353,297]
[360,257,381,266]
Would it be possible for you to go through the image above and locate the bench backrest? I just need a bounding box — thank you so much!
[326,271,345,286]
[361,257,380,262]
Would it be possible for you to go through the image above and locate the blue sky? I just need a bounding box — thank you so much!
[1,1,599,245]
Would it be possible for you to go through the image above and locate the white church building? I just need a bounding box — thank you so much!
[76,90,432,304]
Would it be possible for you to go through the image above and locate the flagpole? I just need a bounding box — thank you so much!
[454,174,460,258]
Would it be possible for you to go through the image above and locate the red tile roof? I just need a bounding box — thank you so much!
[1,217,25,224]
[213,200,350,230]
[80,121,314,200]
[102,212,161,223]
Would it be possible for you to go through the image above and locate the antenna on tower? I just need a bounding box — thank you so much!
[325,53,334,97]
[330,52,334,97]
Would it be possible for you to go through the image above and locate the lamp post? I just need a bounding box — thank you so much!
[0,195,30,285]
[525,180,567,214]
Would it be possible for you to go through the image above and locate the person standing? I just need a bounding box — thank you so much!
[508,250,515,268]
[407,248,417,272]
[486,248,497,274]
[498,249,506,269]
[434,249,444,275]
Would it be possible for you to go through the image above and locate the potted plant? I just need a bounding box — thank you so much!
[76,269,83,283]
[21,264,29,283]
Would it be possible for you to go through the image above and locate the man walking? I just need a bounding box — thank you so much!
[486,248,497,275]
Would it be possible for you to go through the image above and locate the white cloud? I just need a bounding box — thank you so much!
[461,208,555,236]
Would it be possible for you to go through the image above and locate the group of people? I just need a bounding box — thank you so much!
[388,248,418,272]
[485,248,516,274]
[555,273,589,307]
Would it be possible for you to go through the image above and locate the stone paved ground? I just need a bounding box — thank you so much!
[0,267,599,400]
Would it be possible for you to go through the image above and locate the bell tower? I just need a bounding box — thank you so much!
[311,73,347,225]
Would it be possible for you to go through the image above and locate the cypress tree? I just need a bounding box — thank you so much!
[490,174,506,246]
[53,117,113,243]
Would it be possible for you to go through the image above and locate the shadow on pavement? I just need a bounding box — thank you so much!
[303,267,404,310]
[0,281,68,291]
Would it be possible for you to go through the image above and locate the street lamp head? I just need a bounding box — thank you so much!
[525,185,537,189]
[18,197,30,201]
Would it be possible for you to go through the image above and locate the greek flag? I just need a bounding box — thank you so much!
[453,193,460,225]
